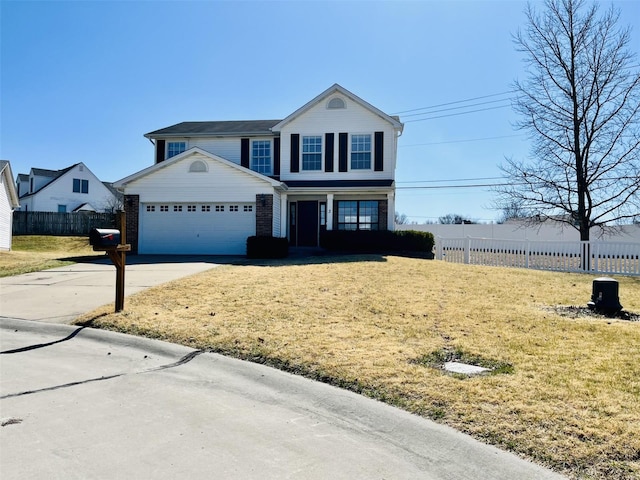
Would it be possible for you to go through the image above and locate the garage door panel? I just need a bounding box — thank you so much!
[139,203,255,254]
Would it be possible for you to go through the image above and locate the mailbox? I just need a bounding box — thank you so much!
[90,228,121,248]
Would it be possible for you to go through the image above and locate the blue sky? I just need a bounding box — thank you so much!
[2,0,639,223]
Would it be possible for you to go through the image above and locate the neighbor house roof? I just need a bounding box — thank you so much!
[0,160,20,208]
[145,120,281,139]
[32,168,63,178]
[18,163,81,199]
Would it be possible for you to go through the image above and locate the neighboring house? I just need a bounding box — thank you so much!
[16,162,120,213]
[1,160,20,251]
[115,84,404,255]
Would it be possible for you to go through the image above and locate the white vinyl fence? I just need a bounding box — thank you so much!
[436,237,640,276]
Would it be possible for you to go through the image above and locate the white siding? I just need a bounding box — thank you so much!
[17,178,29,198]
[126,153,275,203]
[31,174,54,193]
[189,137,242,163]
[279,95,398,181]
[125,152,281,254]
[272,190,282,237]
[0,176,13,250]
[164,136,277,166]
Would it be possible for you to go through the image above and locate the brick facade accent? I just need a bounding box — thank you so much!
[124,194,139,254]
[256,194,273,236]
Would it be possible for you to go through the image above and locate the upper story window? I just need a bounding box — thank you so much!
[73,178,89,194]
[251,140,272,175]
[167,142,186,159]
[351,134,372,170]
[302,136,322,171]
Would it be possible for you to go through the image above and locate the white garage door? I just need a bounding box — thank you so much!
[139,203,256,254]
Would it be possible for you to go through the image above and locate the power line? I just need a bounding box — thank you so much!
[399,134,523,147]
[403,104,512,123]
[396,175,635,190]
[397,176,505,184]
[399,98,512,119]
[391,91,514,115]
[396,182,510,190]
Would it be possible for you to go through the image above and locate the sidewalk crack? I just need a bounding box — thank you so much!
[0,327,85,355]
[0,349,205,399]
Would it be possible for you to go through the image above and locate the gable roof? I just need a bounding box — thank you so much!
[114,147,285,189]
[17,164,81,198]
[271,84,404,133]
[17,162,99,200]
[0,160,20,208]
[145,120,281,139]
[73,203,97,212]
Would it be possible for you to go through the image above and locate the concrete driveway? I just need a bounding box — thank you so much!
[0,257,566,479]
[0,255,225,323]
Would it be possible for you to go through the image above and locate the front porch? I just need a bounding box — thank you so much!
[281,192,394,247]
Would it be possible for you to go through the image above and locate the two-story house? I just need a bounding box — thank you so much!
[115,84,404,255]
[16,163,121,213]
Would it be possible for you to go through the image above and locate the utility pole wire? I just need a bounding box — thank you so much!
[391,90,514,115]
[403,104,512,122]
[399,134,523,147]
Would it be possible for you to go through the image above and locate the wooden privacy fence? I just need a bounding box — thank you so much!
[13,211,117,236]
[436,236,640,276]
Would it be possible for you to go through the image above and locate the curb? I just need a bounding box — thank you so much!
[0,317,196,359]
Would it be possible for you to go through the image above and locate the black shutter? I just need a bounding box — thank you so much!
[338,133,348,172]
[374,132,384,171]
[155,140,165,164]
[273,137,280,176]
[241,138,250,168]
[290,134,300,173]
[325,133,334,172]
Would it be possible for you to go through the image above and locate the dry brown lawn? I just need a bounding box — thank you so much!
[0,236,101,277]
[76,255,640,480]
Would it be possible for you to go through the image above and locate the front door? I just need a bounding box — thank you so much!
[296,201,319,247]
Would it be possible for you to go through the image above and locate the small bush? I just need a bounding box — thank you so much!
[246,236,289,259]
[320,230,434,257]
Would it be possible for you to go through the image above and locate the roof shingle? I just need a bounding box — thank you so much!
[145,120,281,138]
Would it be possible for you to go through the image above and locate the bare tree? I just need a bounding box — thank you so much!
[495,0,640,241]
[497,200,532,224]
[438,213,475,224]
[395,211,410,225]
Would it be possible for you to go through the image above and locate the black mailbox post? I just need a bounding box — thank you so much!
[89,213,131,312]
[90,228,121,247]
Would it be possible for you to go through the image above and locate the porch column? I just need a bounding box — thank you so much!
[326,193,334,230]
[280,193,288,239]
[387,191,395,231]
